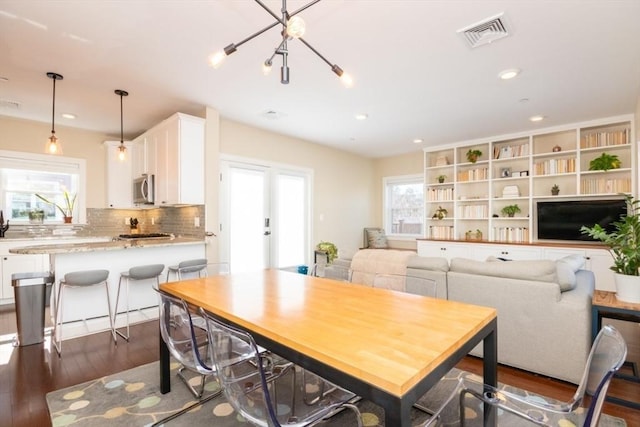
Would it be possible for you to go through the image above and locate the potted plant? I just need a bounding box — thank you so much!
[589,153,621,171]
[466,149,482,163]
[551,184,560,196]
[437,175,446,183]
[36,190,76,223]
[316,241,338,264]
[28,209,45,224]
[501,204,521,217]
[465,229,483,241]
[432,206,448,220]
[581,194,640,303]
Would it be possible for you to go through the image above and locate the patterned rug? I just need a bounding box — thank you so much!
[46,361,627,426]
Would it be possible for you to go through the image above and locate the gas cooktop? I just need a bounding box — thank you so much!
[117,233,173,239]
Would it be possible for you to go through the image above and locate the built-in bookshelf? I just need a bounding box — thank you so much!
[424,115,635,243]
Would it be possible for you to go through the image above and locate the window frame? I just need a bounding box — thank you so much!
[0,150,87,224]
[382,174,424,239]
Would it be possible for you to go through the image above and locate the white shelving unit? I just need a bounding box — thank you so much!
[424,115,635,243]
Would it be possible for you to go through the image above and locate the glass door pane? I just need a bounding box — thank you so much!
[228,166,269,273]
[275,173,307,268]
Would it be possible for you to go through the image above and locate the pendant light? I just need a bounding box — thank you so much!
[114,89,128,161]
[46,72,63,155]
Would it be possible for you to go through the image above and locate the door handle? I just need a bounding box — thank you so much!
[264,231,271,236]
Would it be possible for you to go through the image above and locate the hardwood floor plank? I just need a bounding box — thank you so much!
[0,307,638,426]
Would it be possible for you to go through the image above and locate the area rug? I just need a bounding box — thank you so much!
[47,361,627,427]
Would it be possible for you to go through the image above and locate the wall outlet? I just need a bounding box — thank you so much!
[151,217,155,225]
[124,217,130,225]
[194,217,200,227]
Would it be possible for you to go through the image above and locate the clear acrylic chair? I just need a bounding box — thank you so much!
[166,259,230,281]
[200,309,363,427]
[373,273,437,297]
[420,324,627,427]
[308,263,353,282]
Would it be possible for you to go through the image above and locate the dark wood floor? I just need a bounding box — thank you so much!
[1,307,638,427]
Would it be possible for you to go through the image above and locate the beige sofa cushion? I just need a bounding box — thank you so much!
[450,258,557,283]
[555,254,586,292]
[406,255,449,272]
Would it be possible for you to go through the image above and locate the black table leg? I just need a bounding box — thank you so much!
[160,320,171,394]
[483,321,498,426]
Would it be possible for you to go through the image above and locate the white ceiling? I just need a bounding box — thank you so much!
[1,0,639,158]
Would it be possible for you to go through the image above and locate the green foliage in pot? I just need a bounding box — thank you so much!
[432,206,448,220]
[437,175,446,183]
[581,194,640,276]
[316,241,338,263]
[588,153,621,171]
[500,204,521,217]
[466,149,482,163]
[36,191,76,218]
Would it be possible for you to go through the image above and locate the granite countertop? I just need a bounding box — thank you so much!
[9,237,205,254]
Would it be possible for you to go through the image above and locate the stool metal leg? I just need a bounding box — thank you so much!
[52,282,64,356]
[114,275,130,341]
[104,280,117,344]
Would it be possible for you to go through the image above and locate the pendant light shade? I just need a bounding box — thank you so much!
[114,89,128,161]
[46,72,63,155]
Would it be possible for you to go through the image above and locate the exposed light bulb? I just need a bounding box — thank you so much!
[118,144,126,161]
[286,15,306,39]
[209,51,227,69]
[340,72,353,88]
[262,60,273,76]
[47,134,58,154]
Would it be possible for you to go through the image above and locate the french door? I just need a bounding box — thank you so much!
[220,159,311,273]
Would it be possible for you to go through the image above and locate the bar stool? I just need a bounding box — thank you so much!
[114,264,164,341]
[165,258,209,282]
[53,269,114,356]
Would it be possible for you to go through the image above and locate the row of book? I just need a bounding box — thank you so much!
[493,227,530,243]
[581,178,632,195]
[456,204,488,219]
[533,158,576,175]
[426,187,454,201]
[457,167,488,182]
[428,225,455,240]
[580,129,630,148]
[493,143,529,159]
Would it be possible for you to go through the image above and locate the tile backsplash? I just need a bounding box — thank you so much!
[2,205,206,239]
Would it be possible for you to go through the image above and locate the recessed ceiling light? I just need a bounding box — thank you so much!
[61,113,76,119]
[355,113,368,120]
[498,68,520,80]
[529,115,545,122]
[413,139,424,144]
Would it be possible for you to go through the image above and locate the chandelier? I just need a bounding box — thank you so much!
[209,0,352,87]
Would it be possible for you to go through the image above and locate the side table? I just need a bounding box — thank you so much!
[591,290,640,409]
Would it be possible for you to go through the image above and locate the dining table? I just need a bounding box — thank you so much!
[158,269,498,426]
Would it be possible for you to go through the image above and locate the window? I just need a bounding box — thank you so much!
[0,150,86,223]
[383,174,424,237]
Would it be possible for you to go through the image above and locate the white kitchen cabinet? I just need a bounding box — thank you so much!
[131,135,147,180]
[104,141,133,208]
[417,240,469,260]
[132,113,204,205]
[472,244,541,261]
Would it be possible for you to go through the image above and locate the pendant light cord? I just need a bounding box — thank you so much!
[120,92,124,143]
[51,75,56,135]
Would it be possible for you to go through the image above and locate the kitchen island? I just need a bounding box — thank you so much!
[10,237,205,340]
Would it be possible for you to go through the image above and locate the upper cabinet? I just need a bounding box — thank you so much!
[424,115,635,243]
[130,113,205,206]
[104,141,133,208]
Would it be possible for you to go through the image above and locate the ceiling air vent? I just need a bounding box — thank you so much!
[457,13,509,48]
[0,99,20,110]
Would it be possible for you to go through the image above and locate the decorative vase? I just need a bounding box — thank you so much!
[63,216,73,224]
[614,273,640,303]
[551,187,560,196]
[438,177,445,183]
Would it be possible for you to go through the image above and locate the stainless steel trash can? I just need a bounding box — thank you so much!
[12,272,54,346]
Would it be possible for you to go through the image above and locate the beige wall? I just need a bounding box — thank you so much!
[219,118,377,257]
[0,116,110,208]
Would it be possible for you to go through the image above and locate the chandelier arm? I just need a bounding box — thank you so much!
[254,0,286,26]
[288,0,322,17]
[233,19,281,50]
[298,37,334,69]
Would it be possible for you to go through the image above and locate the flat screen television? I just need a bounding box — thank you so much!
[536,199,627,241]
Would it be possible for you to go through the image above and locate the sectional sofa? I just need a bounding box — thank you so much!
[330,249,594,384]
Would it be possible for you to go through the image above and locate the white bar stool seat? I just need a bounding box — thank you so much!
[53,269,114,356]
[165,258,208,282]
[114,264,164,341]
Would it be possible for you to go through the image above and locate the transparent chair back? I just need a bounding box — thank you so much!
[202,311,362,427]
[309,263,352,282]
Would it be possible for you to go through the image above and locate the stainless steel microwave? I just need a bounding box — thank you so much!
[133,174,155,204]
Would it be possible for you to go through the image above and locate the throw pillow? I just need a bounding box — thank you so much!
[555,254,586,292]
[367,229,388,249]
